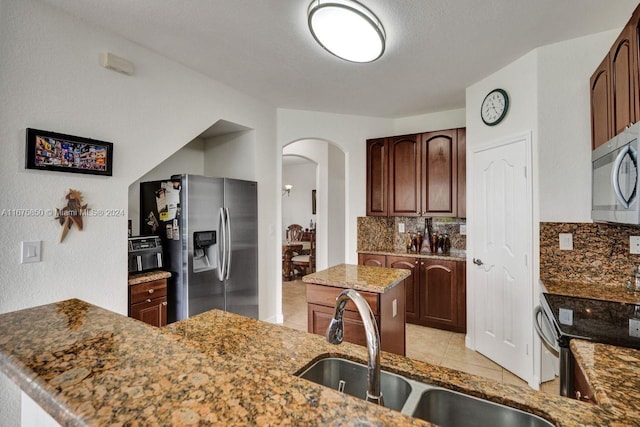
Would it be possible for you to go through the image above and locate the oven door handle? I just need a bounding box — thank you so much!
[534,306,559,354]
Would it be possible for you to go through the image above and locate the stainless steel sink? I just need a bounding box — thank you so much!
[412,388,554,427]
[297,357,555,426]
[297,357,412,411]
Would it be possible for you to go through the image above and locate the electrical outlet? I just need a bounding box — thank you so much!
[392,299,397,318]
[630,319,640,338]
[399,223,405,233]
[631,236,640,254]
[559,308,573,326]
[460,224,467,235]
[559,233,573,250]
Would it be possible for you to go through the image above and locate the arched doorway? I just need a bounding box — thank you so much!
[280,139,346,331]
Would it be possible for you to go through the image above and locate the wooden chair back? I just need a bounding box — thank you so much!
[286,224,304,242]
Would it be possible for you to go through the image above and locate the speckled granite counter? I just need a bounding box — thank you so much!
[542,279,640,305]
[570,339,640,419]
[358,250,466,262]
[127,270,171,285]
[302,263,410,293]
[0,299,636,426]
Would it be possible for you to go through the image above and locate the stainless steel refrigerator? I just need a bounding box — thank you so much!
[139,175,258,323]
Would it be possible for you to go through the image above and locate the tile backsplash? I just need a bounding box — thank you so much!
[357,216,466,254]
[540,222,640,286]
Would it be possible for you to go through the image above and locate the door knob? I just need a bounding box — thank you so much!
[473,258,483,266]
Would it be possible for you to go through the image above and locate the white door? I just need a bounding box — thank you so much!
[471,133,533,383]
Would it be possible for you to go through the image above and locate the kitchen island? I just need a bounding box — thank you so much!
[0,298,635,426]
[303,263,409,356]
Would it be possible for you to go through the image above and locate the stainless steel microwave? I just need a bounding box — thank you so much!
[592,122,640,224]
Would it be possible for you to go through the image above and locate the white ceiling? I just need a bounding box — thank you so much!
[44,0,639,118]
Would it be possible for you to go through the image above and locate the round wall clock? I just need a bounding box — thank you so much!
[481,88,509,126]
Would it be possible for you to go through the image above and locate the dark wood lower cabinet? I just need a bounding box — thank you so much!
[357,253,387,267]
[360,253,466,333]
[387,256,420,324]
[306,282,406,356]
[129,279,168,327]
[573,358,596,404]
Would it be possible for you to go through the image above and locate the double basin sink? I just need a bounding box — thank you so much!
[298,358,553,427]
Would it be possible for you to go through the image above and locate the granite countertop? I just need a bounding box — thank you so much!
[127,270,172,286]
[570,339,640,418]
[0,298,635,426]
[542,279,640,305]
[302,263,411,293]
[359,250,467,262]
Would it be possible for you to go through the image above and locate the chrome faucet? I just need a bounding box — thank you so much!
[326,289,384,406]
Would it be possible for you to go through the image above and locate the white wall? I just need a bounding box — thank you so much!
[537,30,619,222]
[204,131,256,181]
[328,144,346,267]
[465,29,624,387]
[0,1,279,423]
[128,139,206,236]
[282,161,317,233]
[394,108,467,135]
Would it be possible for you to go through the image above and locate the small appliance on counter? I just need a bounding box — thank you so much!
[128,235,164,273]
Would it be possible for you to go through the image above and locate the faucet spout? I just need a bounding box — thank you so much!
[326,289,384,406]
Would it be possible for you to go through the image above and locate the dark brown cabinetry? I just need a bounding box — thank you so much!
[590,4,640,149]
[456,128,466,218]
[421,130,457,216]
[129,279,167,327]
[420,259,465,332]
[572,357,596,404]
[590,56,612,149]
[388,134,421,216]
[366,128,464,218]
[387,256,420,324]
[366,138,388,216]
[306,282,406,356]
[357,253,387,267]
[360,254,466,332]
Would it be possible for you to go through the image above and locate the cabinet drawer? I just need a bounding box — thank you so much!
[308,303,380,347]
[130,279,167,304]
[306,283,379,315]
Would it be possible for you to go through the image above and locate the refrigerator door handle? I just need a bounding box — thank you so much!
[225,207,232,281]
[217,207,226,281]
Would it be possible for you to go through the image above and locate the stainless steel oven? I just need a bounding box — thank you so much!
[592,121,640,224]
[535,293,640,398]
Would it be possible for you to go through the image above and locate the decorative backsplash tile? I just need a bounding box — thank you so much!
[540,222,640,287]
[358,216,466,254]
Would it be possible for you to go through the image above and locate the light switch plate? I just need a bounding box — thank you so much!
[21,241,41,264]
[631,236,640,254]
[559,308,573,326]
[392,299,397,318]
[559,233,573,250]
[460,224,467,235]
[630,319,640,338]
[399,223,405,233]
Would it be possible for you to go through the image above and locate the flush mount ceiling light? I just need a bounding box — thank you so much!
[307,0,386,63]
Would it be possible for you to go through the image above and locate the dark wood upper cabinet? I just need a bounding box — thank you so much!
[590,55,612,150]
[590,4,640,149]
[457,128,466,218]
[421,130,457,216]
[611,25,636,136]
[389,134,421,216]
[366,127,465,217]
[366,138,388,216]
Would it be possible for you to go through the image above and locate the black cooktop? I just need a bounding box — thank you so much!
[541,292,640,349]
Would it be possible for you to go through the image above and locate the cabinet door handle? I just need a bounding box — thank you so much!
[146,298,152,303]
[162,301,168,306]
[148,289,154,294]
[421,262,424,265]
[415,260,419,265]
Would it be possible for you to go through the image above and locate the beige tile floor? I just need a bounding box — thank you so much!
[282,279,559,395]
